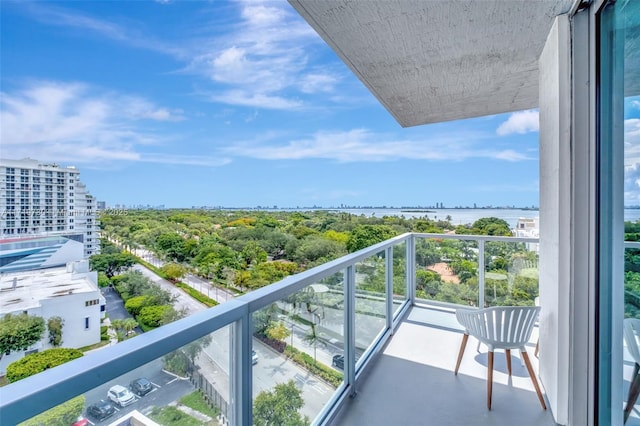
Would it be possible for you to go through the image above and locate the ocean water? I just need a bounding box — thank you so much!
[329,208,640,229]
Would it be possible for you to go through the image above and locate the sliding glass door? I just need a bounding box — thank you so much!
[598,1,640,424]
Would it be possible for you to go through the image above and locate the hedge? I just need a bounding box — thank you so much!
[175,282,218,307]
[284,346,342,387]
[7,348,83,383]
[18,395,85,426]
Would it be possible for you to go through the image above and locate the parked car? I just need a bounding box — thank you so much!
[252,350,259,365]
[108,384,136,407]
[86,400,115,421]
[129,377,153,396]
[71,417,89,426]
[332,354,344,370]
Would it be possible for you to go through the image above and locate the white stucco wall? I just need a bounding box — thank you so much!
[538,15,571,426]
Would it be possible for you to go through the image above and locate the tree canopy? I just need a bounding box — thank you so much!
[0,314,45,359]
[89,252,136,278]
[253,380,309,426]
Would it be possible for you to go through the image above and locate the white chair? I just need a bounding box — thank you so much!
[623,318,640,423]
[454,306,546,410]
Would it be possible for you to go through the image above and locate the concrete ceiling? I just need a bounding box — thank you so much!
[289,0,573,127]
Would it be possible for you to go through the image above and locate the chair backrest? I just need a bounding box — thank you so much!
[456,306,540,350]
[624,318,640,365]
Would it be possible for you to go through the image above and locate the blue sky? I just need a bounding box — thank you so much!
[1,1,547,208]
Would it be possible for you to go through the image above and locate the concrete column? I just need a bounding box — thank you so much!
[538,14,571,425]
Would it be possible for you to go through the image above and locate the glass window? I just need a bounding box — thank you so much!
[597,0,640,423]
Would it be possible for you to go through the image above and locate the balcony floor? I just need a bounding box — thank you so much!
[333,304,556,426]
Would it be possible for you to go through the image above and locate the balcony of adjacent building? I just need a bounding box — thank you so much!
[2,232,639,425]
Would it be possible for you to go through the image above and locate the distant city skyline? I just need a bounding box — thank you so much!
[2,1,542,207]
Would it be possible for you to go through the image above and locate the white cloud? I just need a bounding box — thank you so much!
[631,100,640,110]
[222,129,534,163]
[496,110,539,136]
[0,81,223,167]
[209,91,303,110]
[24,3,186,58]
[625,118,640,204]
[21,1,342,111]
[187,0,338,109]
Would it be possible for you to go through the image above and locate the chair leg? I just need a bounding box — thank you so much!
[624,363,640,423]
[535,338,539,358]
[522,350,547,410]
[487,351,494,410]
[505,349,512,376]
[455,333,469,375]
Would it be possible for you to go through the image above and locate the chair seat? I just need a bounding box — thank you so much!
[454,305,546,411]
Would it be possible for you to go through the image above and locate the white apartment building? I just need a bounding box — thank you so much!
[0,158,100,257]
[515,217,540,253]
[0,260,105,375]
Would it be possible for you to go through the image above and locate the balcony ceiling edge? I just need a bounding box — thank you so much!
[289,0,574,127]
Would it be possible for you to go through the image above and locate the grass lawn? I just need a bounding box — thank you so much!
[79,340,110,352]
[179,391,219,418]
[149,406,202,426]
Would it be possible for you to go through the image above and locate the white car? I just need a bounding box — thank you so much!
[252,350,259,365]
[108,385,136,407]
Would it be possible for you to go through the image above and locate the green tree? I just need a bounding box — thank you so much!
[160,262,187,281]
[182,335,213,366]
[138,305,175,328]
[253,380,310,426]
[265,322,290,342]
[0,314,45,360]
[97,271,111,288]
[90,253,136,278]
[469,217,512,236]
[346,225,397,252]
[241,240,268,267]
[303,323,326,362]
[47,316,64,347]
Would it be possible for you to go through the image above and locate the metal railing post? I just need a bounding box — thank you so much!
[478,239,485,308]
[230,309,252,426]
[408,235,416,305]
[386,246,393,333]
[345,265,357,396]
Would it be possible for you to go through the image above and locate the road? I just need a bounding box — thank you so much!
[197,327,334,422]
[131,246,236,304]
[132,264,207,316]
[107,239,388,421]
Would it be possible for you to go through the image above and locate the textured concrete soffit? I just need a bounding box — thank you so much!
[289,0,574,127]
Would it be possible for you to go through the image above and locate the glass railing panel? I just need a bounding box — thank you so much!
[393,241,408,316]
[624,243,640,318]
[414,237,479,307]
[354,250,387,367]
[251,272,345,425]
[13,327,231,426]
[483,240,539,307]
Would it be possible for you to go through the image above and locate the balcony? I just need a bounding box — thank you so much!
[1,233,558,425]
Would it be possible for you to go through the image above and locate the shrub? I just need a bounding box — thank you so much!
[124,295,153,316]
[7,348,83,383]
[138,305,174,328]
[284,346,342,387]
[18,396,85,426]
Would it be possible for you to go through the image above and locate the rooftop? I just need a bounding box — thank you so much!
[0,261,97,313]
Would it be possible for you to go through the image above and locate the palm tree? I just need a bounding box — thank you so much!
[304,322,326,362]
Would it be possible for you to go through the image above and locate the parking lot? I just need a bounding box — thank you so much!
[81,359,194,425]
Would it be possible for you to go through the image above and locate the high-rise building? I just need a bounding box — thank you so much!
[0,158,100,257]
